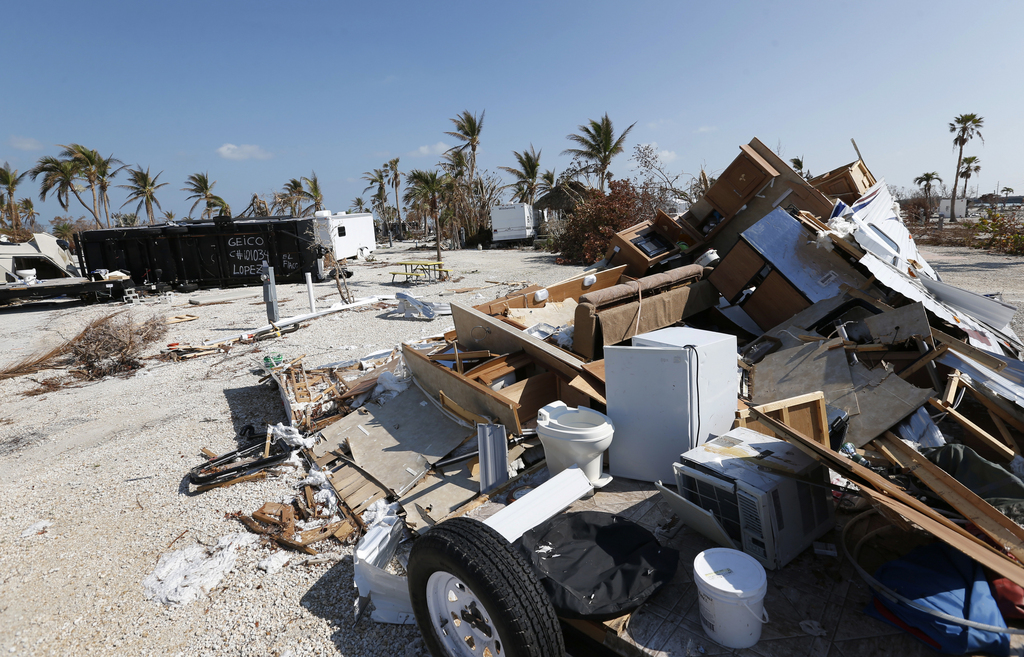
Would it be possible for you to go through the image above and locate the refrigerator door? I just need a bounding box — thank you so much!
[605,345,696,482]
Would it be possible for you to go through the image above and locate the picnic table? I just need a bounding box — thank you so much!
[390,261,451,283]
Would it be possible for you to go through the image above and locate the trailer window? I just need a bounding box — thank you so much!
[337,226,346,237]
[868,225,899,254]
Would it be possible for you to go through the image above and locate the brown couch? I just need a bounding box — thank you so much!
[571,265,717,360]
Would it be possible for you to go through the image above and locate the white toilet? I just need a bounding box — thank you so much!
[536,402,615,487]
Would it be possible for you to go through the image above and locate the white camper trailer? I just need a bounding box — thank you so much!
[490,203,539,242]
[313,211,377,261]
[0,232,79,282]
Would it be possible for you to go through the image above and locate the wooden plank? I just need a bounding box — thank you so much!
[567,374,607,405]
[428,350,492,361]
[898,344,948,380]
[747,408,1024,587]
[959,379,1024,433]
[877,432,1024,561]
[439,390,489,426]
[474,265,626,315]
[581,359,606,383]
[859,486,1024,588]
[989,413,1023,455]
[927,398,1015,462]
[166,314,199,324]
[932,328,1008,371]
[498,372,559,423]
[943,371,962,407]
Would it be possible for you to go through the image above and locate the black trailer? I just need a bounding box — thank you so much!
[75,216,324,289]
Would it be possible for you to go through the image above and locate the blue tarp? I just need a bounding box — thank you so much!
[866,543,1009,655]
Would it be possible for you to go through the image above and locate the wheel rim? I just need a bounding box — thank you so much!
[425,570,502,657]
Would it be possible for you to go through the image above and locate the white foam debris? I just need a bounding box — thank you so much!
[143,533,258,606]
[257,551,292,575]
[21,520,52,538]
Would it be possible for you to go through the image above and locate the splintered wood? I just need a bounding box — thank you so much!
[237,500,354,553]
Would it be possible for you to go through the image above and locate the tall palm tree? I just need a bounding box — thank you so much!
[445,110,485,185]
[119,167,168,225]
[275,178,305,216]
[51,219,76,243]
[0,162,29,230]
[58,144,108,225]
[913,172,942,222]
[946,113,984,228]
[538,169,557,199]
[1003,187,1015,209]
[31,156,94,225]
[562,113,636,192]
[301,171,324,216]
[958,156,981,203]
[182,172,224,220]
[404,169,446,262]
[385,158,403,237]
[499,145,542,205]
[363,167,391,245]
[350,197,368,213]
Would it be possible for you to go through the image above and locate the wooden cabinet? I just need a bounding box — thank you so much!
[701,144,780,239]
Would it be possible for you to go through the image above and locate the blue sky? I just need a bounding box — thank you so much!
[3,0,1023,224]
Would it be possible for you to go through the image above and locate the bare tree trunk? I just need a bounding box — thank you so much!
[945,146,964,231]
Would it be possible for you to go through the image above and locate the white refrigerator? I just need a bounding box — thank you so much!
[605,326,738,482]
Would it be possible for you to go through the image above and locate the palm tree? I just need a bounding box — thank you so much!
[363,167,391,245]
[182,172,224,220]
[404,169,446,262]
[31,156,95,225]
[58,144,107,225]
[958,156,981,206]
[562,113,636,192]
[274,178,305,216]
[301,171,324,215]
[499,145,542,205]
[0,162,29,230]
[350,197,368,213]
[385,158,403,237]
[162,210,176,223]
[51,219,76,243]
[1002,187,1015,209]
[789,157,805,177]
[95,154,125,227]
[18,198,38,230]
[913,172,942,222]
[538,169,557,198]
[445,110,485,185]
[118,167,168,225]
[946,113,984,228]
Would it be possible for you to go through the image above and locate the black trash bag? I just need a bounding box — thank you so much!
[518,511,679,620]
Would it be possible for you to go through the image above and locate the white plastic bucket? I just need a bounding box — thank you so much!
[693,548,769,649]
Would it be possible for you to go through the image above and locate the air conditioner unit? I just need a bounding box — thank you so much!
[674,427,834,570]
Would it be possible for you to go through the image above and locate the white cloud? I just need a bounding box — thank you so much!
[9,136,44,151]
[641,142,678,165]
[216,143,272,161]
[646,119,672,130]
[409,141,450,157]
[695,126,717,134]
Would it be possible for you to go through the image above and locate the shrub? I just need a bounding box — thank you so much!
[552,179,655,265]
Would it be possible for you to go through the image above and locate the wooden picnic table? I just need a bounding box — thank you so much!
[391,260,450,282]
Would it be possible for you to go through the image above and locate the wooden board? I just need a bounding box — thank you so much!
[742,270,811,332]
[735,391,829,447]
[403,343,522,433]
[875,432,1024,561]
[927,398,1015,462]
[498,372,559,423]
[931,328,1008,371]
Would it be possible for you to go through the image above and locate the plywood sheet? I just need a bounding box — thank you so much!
[845,364,933,447]
[340,386,474,494]
[752,339,860,419]
[507,299,578,327]
[863,302,931,344]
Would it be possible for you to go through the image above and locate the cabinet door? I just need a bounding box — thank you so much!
[705,145,779,218]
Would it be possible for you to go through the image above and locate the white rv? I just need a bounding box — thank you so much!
[0,232,80,282]
[490,203,540,242]
[313,211,377,260]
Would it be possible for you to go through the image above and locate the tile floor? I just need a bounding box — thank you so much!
[567,479,945,657]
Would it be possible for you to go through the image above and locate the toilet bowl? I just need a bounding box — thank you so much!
[536,402,615,487]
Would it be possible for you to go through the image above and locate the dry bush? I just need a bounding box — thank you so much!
[68,314,167,379]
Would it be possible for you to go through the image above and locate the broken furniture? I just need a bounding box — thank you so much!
[571,263,716,360]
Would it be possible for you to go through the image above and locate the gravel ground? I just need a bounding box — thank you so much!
[0,244,583,657]
[0,242,1022,656]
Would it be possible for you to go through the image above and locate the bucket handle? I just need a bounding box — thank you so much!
[741,601,769,624]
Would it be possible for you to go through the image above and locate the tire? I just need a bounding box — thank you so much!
[408,517,564,657]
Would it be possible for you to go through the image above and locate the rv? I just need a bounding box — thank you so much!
[490,203,541,242]
[0,232,79,282]
[313,211,377,260]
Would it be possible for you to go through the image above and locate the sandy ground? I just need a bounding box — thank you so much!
[0,242,1022,656]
